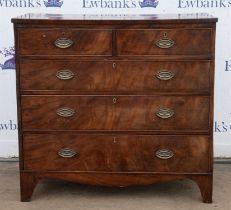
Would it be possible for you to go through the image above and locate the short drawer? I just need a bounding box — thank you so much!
[23,134,210,172]
[117,29,211,56]
[18,28,112,55]
[21,96,210,131]
[20,60,210,93]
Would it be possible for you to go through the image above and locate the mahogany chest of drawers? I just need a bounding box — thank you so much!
[12,13,217,202]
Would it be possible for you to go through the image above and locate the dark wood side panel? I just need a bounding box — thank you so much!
[19,60,211,93]
[14,25,24,170]
[23,134,210,173]
[18,28,112,55]
[208,24,216,173]
[21,95,210,131]
[117,29,211,56]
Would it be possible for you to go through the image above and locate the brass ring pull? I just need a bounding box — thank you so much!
[54,37,74,49]
[156,38,174,49]
[156,108,174,119]
[56,107,75,118]
[156,70,175,81]
[155,149,174,160]
[58,148,77,158]
[56,69,74,80]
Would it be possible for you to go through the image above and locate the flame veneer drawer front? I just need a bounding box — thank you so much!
[21,95,210,131]
[18,28,112,56]
[20,60,211,93]
[117,29,212,56]
[23,134,210,172]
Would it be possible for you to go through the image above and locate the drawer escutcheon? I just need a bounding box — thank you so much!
[156,33,175,49]
[155,149,174,160]
[113,97,117,104]
[156,108,174,119]
[54,37,74,49]
[156,70,175,81]
[58,148,77,158]
[56,107,75,118]
[56,69,75,80]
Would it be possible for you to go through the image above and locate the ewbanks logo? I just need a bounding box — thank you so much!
[0,47,15,70]
[178,0,231,8]
[44,0,63,7]
[225,60,231,71]
[0,0,41,7]
[83,0,159,8]
[83,0,136,8]
[0,120,17,131]
[0,0,64,7]
[139,0,159,8]
[215,121,231,133]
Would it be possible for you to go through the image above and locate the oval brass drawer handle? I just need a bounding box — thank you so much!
[56,69,75,80]
[54,37,74,49]
[156,70,175,81]
[155,149,174,160]
[58,148,77,158]
[156,108,174,119]
[56,107,75,118]
[156,38,174,49]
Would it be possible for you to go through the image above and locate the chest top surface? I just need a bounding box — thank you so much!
[11,13,217,25]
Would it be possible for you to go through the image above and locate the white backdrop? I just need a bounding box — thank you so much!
[0,0,230,158]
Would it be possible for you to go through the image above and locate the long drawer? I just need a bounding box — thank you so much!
[23,134,210,172]
[21,95,210,131]
[117,29,212,56]
[18,28,112,56]
[20,60,211,93]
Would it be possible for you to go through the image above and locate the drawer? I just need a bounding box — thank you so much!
[18,28,112,55]
[20,60,210,93]
[117,29,211,56]
[23,134,210,172]
[21,96,210,131]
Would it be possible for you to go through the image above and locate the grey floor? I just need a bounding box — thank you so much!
[0,162,230,210]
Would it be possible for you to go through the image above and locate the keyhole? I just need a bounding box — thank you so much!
[113,97,117,104]
[113,137,117,143]
[112,62,116,69]
[163,32,167,38]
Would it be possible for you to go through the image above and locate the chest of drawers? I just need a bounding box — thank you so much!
[12,13,217,202]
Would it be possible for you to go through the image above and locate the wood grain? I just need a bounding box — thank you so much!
[20,171,213,203]
[20,60,211,93]
[12,14,216,202]
[21,95,210,131]
[18,28,112,56]
[23,134,210,172]
[117,29,211,56]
